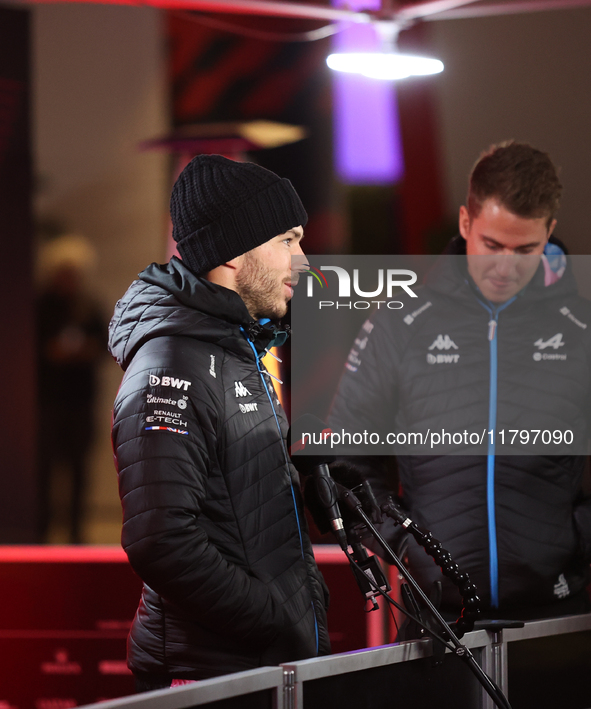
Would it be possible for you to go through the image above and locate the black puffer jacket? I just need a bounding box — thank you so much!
[330,238,591,613]
[109,257,330,680]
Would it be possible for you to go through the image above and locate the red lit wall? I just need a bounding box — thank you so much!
[0,545,390,708]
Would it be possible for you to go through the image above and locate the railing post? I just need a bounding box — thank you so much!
[283,668,298,709]
[480,630,508,709]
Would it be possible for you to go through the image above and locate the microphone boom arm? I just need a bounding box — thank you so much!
[380,497,481,638]
[336,485,512,709]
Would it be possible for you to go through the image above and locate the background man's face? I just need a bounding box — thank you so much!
[236,226,304,320]
[459,198,556,303]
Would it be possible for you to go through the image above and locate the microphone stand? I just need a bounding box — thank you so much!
[336,485,513,709]
[381,498,481,638]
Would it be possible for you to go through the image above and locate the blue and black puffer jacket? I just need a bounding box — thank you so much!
[109,256,330,680]
[330,237,591,614]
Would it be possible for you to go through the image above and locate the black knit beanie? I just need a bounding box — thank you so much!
[170,155,308,275]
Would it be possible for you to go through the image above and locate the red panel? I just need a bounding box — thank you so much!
[0,545,386,708]
[0,546,127,563]
[0,548,141,708]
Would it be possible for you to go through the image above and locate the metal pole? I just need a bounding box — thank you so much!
[480,630,508,709]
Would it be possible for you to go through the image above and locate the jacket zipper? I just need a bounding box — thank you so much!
[242,332,320,654]
[479,296,516,609]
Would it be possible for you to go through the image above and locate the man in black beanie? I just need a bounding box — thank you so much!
[108,155,330,690]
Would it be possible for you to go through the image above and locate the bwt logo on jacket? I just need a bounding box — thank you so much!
[149,374,192,391]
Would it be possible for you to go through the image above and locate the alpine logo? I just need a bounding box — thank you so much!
[428,335,458,351]
[235,381,251,398]
[533,333,567,361]
[239,402,258,413]
[534,333,564,350]
[149,374,191,391]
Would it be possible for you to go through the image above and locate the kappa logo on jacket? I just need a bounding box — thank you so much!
[149,374,191,391]
[427,334,459,364]
[235,381,251,397]
[428,334,458,351]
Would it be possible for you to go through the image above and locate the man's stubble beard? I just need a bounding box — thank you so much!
[235,250,288,321]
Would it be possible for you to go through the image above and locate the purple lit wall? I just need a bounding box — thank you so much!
[331,2,404,184]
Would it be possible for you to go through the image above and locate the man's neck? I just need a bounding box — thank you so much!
[206,264,238,292]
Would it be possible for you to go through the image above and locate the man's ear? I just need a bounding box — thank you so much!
[206,254,244,288]
[224,253,244,271]
[547,218,557,241]
[459,206,470,240]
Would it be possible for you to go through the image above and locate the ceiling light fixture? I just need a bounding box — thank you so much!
[326,20,444,80]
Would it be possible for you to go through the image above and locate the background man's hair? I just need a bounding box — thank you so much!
[467,141,562,227]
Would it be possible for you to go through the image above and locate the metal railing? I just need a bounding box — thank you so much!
[78,613,591,709]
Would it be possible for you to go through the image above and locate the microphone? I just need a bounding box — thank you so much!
[313,462,348,550]
[320,458,383,526]
[288,415,348,550]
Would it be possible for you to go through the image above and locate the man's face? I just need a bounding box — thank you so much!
[235,226,304,320]
[459,198,556,303]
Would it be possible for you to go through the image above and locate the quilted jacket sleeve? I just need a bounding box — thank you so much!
[328,312,409,557]
[112,341,284,648]
[329,312,400,441]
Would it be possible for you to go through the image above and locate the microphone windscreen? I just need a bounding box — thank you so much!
[327,460,366,489]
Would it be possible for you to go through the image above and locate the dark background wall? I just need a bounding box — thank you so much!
[430,6,591,254]
[31,4,168,543]
[0,5,35,542]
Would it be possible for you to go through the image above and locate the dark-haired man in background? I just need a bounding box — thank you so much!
[109,155,330,690]
[329,142,591,629]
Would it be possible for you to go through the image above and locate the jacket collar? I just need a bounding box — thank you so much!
[109,257,289,369]
[426,235,575,306]
[139,257,288,355]
[140,257,253,326]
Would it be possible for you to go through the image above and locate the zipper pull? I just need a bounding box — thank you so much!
[264,348,282,363]
[488,319,497,341]
[265,370,283,385]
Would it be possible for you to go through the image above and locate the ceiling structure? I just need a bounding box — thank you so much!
[17,0,591,25]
